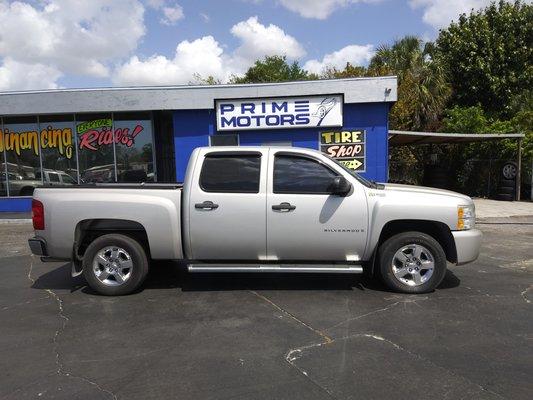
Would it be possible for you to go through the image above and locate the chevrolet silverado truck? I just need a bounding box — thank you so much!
[28,146,482,296]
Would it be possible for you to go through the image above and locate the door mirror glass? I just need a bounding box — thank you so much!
[331,176,351,196]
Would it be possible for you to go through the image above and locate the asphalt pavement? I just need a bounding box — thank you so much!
[0,220,531,399]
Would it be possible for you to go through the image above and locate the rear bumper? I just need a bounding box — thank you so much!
[28,237,48,257]
[452,229,482,265]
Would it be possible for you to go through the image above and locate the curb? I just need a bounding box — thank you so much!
[0,219,32,224]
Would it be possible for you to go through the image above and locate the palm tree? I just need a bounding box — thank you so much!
[370,36,450,131]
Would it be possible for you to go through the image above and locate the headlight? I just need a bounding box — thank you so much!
[457,204,475,230]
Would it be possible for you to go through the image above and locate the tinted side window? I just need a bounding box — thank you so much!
[274,155,338,194]
[61,174,77,184]
[48,173,60,182]
[200,155,261,193]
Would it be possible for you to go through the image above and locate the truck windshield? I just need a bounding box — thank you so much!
[324,154,378,188]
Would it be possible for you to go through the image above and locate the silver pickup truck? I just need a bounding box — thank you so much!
[28,146,482,296]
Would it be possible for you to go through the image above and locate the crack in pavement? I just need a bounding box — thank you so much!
[27,259,118,400]
[521,285,532,304]
[249,290,336,399]
[249,290,333,345]
[251,289,506,400]
[287,330,507,400]
[324,296,429,331]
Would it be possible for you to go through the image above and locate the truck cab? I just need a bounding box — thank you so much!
[183,146,368,262]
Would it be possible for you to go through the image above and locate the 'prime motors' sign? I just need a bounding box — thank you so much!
[215,95,343,131]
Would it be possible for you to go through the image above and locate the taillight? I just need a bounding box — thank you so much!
[32,199,45,230]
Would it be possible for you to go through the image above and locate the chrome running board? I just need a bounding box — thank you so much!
[187,263,363,274]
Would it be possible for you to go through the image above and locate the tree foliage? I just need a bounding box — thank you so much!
[230,55,315,84]
[213,3,532,194]
[370,36,451,131]
[435,0,533,118]
[320,63,367,79]
[442,105,532,157]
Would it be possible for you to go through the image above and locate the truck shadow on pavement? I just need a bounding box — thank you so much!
[30,260,461,295]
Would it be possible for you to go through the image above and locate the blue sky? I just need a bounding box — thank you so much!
[0,0,508,91]
[140,0,428,60]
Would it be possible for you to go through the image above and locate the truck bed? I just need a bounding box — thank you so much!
[32,185,184,260]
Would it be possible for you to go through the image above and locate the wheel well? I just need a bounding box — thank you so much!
[74,219,150,263]
[377,220,457,264]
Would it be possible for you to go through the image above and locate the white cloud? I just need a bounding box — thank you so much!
[147,0,165,7]
[0,0,145,86]
[113,16,306,85]
[200,12,210,22]
[0,58,62,91]
[147,0,184,25]
[304,44,374,74]
[409,0,519,29]
[161,4,184,25]
[278,0,381,20]
[114,36,227,86]
[230,16,306,69]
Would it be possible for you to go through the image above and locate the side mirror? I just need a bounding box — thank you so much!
[331,176,351,196]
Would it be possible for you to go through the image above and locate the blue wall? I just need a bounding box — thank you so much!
[0,197,32,212]
[0,102,389,212]
[173,102,389,183]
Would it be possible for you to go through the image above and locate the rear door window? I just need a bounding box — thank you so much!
[200,154,261,193]
[61,174,77,184]
[48,173,60,183]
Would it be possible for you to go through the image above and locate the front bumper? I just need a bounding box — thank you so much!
[28,237,48,257]
[452,229,482,265]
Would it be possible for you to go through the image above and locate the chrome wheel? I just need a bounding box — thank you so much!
[92,246,133,287]
[391,244,435,287]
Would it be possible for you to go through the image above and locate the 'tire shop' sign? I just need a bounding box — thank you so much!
[320,129,366,171]
[215,95,343,131]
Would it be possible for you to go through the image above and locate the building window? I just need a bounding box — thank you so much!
[2,116,41,196]
[39,114,78,184]
[114,112,155,182]
[0,112,156,197]
[0,148,7,197]
[76,113,115,183]
[209,134,239,146]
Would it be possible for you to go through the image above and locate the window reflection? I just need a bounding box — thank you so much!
[114,112,154,182]
[0,112,156,196]
[3,116,41,196]
[200,155,261,193]
[76,113,115,183]
[274,155,338,194]
[39,114,78,184]
[0,150,7,197]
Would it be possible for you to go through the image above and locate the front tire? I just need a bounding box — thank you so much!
[82,234,149,296]
[378,232,447,294]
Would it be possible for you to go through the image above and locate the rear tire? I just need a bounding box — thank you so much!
[378,232,447,294]
[500,178,515,188]
[82,234,149,296]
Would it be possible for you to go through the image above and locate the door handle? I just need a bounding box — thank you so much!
[195,201,219,210]
[272,202,296,211]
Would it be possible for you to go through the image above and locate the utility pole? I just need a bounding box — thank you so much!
[516,137,522,201]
